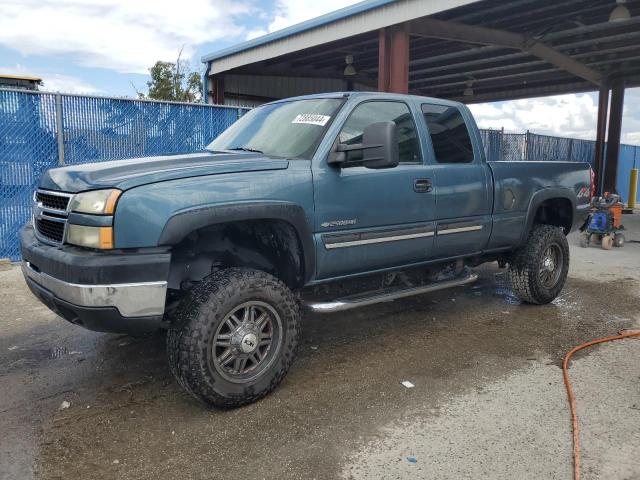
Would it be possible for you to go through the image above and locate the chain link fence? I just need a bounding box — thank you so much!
[0,88,247,260]
[479,129,602,165]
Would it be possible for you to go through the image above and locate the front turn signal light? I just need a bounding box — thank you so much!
[67,225,113,249]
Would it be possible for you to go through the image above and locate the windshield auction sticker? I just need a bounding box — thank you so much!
[291,114,331,126]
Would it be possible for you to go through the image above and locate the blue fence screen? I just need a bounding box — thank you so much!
[1,89,247,260]
[1,88,639,260]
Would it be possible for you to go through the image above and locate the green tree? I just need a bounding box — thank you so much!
[139,50,202,103]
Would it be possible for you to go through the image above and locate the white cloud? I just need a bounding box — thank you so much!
[264,0,363,34]
[42,74,102,94]
[469,93,599,140]
[0,0,250,74]
[469,89,640,145]
[0,64,101,94]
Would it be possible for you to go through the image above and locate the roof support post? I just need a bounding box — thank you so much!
[378,25,409,94]
[604,78,625,194]
[378,28,389,92]
[211,75,225,105]
[594,87,610,195]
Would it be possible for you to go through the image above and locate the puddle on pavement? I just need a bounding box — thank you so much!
[25,268,640,480]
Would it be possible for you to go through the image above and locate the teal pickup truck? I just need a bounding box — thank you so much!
[21,92,592,407]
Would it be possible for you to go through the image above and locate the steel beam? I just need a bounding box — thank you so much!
[445,79,593,103]
[408,18,603,86]
[604,78,625,194]
[409,18,523,48]
[402,19,640,73]
[407,37,640,84]
[409,46,640,90]
[525,41,603,87]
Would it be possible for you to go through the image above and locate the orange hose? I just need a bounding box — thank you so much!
[562,330,640,480]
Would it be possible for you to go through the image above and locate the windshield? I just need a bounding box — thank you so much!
[207,98,344,159]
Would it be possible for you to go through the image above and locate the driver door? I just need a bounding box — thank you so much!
[312,100,436,280]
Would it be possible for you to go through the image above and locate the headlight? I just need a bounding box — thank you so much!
[67,225,113,249]
[69,189,121,214]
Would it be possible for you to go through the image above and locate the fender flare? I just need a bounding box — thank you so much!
[158,201,315,283]
[520,188,576,244]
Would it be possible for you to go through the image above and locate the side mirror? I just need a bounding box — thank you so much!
[329,121,399,169]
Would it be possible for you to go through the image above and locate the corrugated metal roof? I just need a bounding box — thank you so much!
[205,0,479,74]
[202,0,640,104]
[201,0,395,63]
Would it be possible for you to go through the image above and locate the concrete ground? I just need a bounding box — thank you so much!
[1,215,639,480]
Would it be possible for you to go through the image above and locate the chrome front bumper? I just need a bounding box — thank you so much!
[22,261,167,317]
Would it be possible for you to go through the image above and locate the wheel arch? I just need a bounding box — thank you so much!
[159,202,315,289]
[521,188,575,244]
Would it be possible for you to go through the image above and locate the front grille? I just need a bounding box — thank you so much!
[33,190,71,245]
[35,217,65,243]
[36,191,70,211]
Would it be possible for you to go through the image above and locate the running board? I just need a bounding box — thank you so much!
[304,273,478,313]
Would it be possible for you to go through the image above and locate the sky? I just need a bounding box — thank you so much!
[1,0,638,144]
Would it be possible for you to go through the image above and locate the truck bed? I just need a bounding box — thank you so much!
[487,161,592,250]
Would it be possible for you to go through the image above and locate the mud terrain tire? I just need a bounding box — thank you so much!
[508,225,570,304]
[167,268,300,408]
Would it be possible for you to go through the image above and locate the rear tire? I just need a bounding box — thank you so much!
[167,268,300,408]
[508,225,570,304]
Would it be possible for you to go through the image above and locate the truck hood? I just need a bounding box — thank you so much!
[39,152,290,192]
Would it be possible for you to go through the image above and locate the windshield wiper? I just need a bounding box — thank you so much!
[228,147,264,154]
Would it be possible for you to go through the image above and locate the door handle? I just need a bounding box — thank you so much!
[414,178,433,193]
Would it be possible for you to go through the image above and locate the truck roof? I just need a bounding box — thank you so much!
[264,91,465,108]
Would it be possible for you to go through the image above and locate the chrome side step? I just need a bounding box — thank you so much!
[304,272,478,313]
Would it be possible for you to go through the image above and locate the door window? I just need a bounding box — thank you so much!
[339,101,421,164]
[421,104,474,164]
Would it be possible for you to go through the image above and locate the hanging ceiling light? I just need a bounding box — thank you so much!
[463,80,474,97]
[344,54,357,77]
[609,0,631,22]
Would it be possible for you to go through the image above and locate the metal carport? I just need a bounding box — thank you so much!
[201,0,640,193]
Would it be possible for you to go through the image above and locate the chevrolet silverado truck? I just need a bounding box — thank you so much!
[20,92,592,408]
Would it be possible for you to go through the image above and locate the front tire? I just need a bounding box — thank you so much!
[508,225,570,304]
[167,268,300,408]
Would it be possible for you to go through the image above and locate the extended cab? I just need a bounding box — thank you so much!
[20,92,592,407]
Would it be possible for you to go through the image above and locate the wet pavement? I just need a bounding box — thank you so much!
[1,216,639,480]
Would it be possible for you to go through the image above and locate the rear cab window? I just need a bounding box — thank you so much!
[421,104,474,164]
